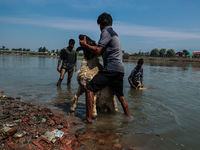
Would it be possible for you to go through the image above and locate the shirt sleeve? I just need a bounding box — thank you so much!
[75,52,77,63]
[98,29,111,47]
[128,69,135,85]
[60,49,64,60]
[140,68,143,83]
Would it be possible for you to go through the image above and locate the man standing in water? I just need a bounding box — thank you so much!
[79,12,130,123]
[57,39,77,86]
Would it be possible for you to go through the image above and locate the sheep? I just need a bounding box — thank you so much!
[70,35,118,117]
[135,81,154,90]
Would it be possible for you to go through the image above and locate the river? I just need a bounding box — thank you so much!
[0,55,200,150]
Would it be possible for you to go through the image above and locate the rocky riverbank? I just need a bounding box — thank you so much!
[0,95,89,149]
[0,94,135,150]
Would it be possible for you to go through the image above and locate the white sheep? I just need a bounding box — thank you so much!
[70,55,118,117]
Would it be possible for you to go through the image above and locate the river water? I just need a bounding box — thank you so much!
[0,55,200,150]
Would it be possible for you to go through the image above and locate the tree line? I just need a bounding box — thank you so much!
[0,46,60,55]
[125,48,190,57]
[1,45,191,57]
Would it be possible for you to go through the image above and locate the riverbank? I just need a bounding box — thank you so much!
[1,52,200,63]
[0,95,87,149]
[0,95,134,150]
[123,56,200,63]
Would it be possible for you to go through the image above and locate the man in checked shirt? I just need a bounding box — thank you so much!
[128,58,144,89]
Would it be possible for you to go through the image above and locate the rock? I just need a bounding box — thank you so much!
[6,127,17,136]
[41,118,47,123]
[98,139,105,145]
[0,96,87,150]
[3,123,16,127]
[43,131,56,143]
[2,127,12,132]
[13,130,26,138]
[57,125,63,130]
[113,143,122,149]
[53,129,64,138]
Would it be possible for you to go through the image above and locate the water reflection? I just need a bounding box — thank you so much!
[56,85,74,102]
[54,85,86,120]
[128,88,143,100]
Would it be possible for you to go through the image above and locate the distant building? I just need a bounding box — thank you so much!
[175,52,185,57]
[123,53,130,59]
[193,51,200,58]
[50,53,57,56]
[186,54,193,58]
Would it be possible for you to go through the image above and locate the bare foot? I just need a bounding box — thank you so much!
[83,118,93,124]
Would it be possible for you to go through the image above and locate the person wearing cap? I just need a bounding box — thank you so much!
[57,39,77,86]
[79,12,130,123]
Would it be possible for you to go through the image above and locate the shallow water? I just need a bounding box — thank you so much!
[1,55,200,150]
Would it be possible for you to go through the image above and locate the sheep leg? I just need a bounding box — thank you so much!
[92,95,97,117]
[70,85,84,112]
[113,96,118,112]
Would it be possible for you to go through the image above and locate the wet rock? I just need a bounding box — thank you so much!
[75,128,86,137]
[13,130,26,138]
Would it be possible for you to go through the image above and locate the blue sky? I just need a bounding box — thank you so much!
[0,0,200,54]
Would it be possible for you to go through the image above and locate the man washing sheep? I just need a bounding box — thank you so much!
[79,12,130,123]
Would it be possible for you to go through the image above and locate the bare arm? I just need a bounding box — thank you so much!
[79,36,103,55]
[57,58,61,72]
[74,61,77,72]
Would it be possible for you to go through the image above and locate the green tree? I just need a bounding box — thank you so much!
[38,47,41,52]
[150,48,159,57]
[56,49,60,56]
[144,52,150,56]
[38,47,48,52]
[182,49,189,55]
[43,47,48,52]
[166,49,175,57]
[159,48,166,57]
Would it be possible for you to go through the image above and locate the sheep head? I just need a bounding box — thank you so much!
[76,34,97,60]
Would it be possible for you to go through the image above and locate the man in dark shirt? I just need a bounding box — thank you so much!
[128,58,144,89]
[57,39,77,86]
[79,12,130,123]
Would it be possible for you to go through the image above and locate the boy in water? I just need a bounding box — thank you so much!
[128,58,144,89]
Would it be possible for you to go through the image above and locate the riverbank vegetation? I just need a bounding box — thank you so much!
[1,45,200,62]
